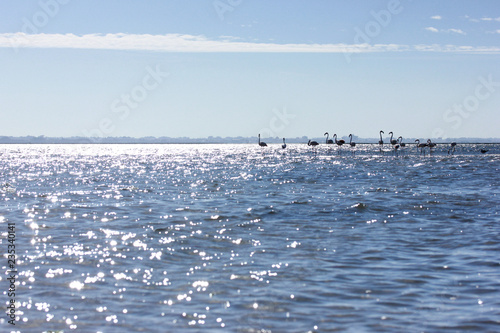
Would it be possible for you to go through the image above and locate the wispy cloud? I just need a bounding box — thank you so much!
[0,33,497,53]
[430,15,442,20]
[0,32,399,53]
[425,27,466,35]
[466,16,500,23]
[446,28,466,35]
[480,17,500,22]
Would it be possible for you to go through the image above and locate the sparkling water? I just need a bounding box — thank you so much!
[1,144,499,332]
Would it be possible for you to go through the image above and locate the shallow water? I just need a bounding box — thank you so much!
[1,144,499,332]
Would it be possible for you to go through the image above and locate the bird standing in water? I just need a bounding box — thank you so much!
[258,134,267,147]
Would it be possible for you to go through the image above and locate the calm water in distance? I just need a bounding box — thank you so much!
[1,144,499,332]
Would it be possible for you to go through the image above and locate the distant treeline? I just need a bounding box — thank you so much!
[0,136,499,144]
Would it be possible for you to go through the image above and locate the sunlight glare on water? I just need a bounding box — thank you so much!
[0,144,499,332]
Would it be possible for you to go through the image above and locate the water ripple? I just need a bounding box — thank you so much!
[0,144,499,332]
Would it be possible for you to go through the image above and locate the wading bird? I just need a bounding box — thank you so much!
[308,139,319,153]
[349,134,356,155]
[333,134,345,155]
[324,132,334,144]
[397,136,406,147]
[388,132,398,147]
[427,139,436,155]
[379,130,385,154]
[307,139,319,147]
[448,142,456,155]
[258,134,267,147]
[415,139,428,156]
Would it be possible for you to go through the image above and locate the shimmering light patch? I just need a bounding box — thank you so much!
[102,229,121,238]
[133,239,147,250]
[46,268,72,278]
[81,231,96,239]
[113,272,132,281]
[35,302,50,312]
[192,280,209,291]
[150,251,162,260]
[69,281,84,290]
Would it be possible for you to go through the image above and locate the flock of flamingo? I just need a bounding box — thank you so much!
[257,131,476,156]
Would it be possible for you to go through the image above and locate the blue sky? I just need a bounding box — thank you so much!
[1,0,499,139]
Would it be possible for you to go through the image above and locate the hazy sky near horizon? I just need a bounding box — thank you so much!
[1,0,499,139]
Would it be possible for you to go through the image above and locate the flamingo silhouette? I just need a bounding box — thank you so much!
[388,132,398,146]
[427,139,436,155]
[349,134,356,155]
[415,139,427,156]
[258,134,267,147]
[307,139,319,146]
[397,136,406,147]
[379,130,384,154]
[308,139,319,154]
[448,142,456,155]
[324,132,333,144]
[333,134,345,155]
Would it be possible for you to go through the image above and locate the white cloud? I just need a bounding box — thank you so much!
[430,15,442,20]
[0,32,400,53]
[480,17,500,22]
[467,16,500,23]
[425,27,439,33]
[425,27,466,35]
[0,33,498,54]
[446,28,466,35]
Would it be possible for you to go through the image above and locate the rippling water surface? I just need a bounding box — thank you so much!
[1,144,499,332]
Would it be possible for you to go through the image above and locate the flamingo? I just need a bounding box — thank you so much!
[307,139,319,146]
[379,130,384,154]
[396,136,405,156]
[448,142,456,155]
[282,138,287,149]
[388,132,398,146]
[333,134,345,155]
[308,139,319,153]
[394,143,400,157]
[324,132,333,144]
[427,139,436,155]
[415,139,427,156]
[397,136,406,147]
[348,134,356,148]
[258,134,267,147]
[349,134,356,155]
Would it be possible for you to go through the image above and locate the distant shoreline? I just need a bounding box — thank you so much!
[0,136,499,145]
